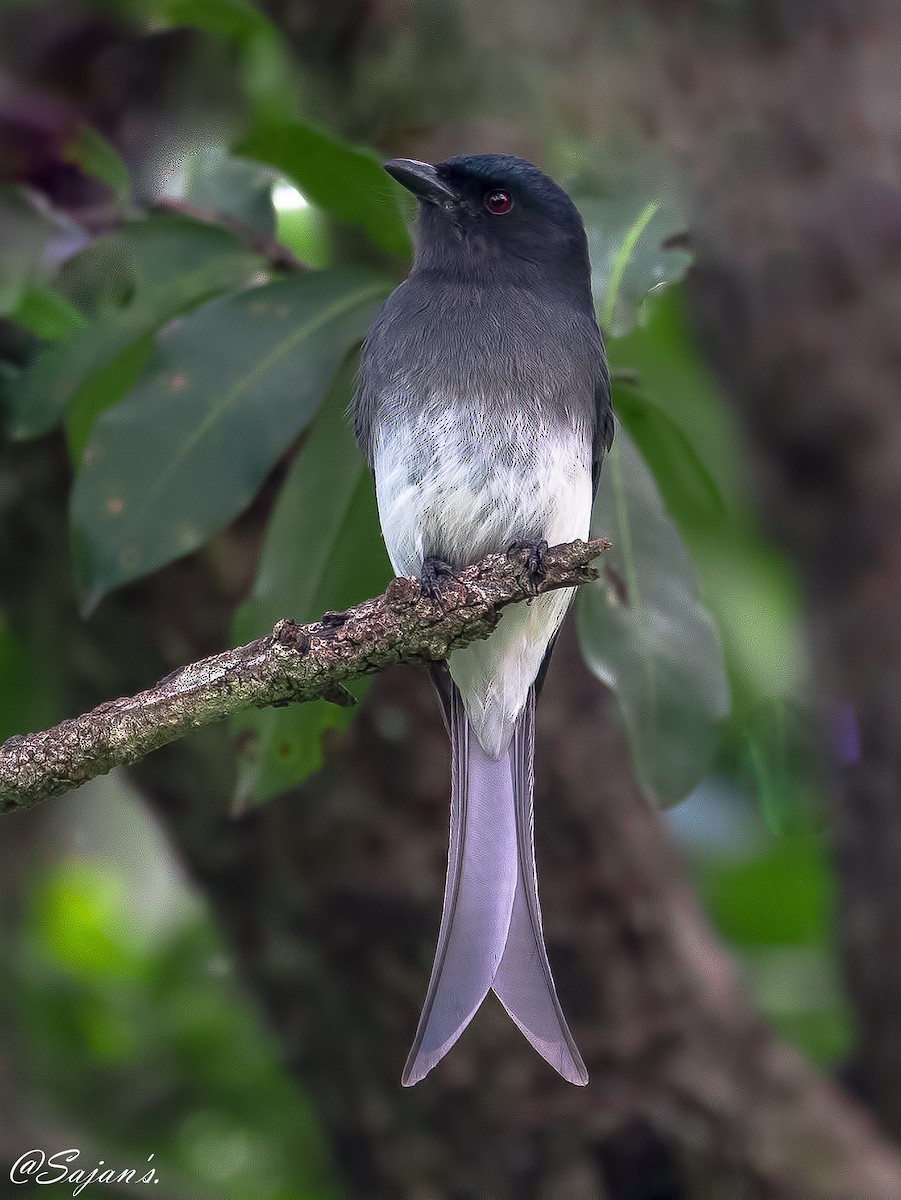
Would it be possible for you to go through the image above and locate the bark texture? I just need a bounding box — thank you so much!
[0,539,606,813]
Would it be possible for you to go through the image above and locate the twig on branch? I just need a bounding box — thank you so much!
[152,199,307,273]
[0,538,609,814]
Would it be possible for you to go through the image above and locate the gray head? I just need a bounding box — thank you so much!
[385,153,592,298]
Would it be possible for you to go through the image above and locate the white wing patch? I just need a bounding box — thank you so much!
[373,396,592,758]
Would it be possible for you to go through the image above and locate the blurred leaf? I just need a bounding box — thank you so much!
[233,366,392,804]
[237,20,297,121]
[748,961,851,1066]
[275,181,333,268]
[692,810,850,1064]
[0,360,16,420]
[0,618,50,741]
[581,212,807,785]
[614,382,725,529]
[578,427,730,806]
[63,124,131,205]
[161,0,276,40]
[609,286,805,711]
[599,199,658,328]
[71,269,389,610]
[0,186,57,315]
[66,333,155,461]
[695,834,830,949]
[179,144,277,237]
[235,117,412,258]
[10,284,88,340]
[55,232,138,319]
[743,699,830,836]
[159,0,296,121]
[607,286,741,504]
[15,854,337,1199]
[579,193,691,337]
[36,863,144,979]
[7,216,264,439]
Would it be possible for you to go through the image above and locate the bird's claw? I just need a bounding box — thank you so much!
[508,537,548,590]
[420,556,457,600]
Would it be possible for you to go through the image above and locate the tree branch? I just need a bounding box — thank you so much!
[0,537,608,814]
[151,199,308,273]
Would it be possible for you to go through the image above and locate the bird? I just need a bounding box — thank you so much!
[352,153,612,1086]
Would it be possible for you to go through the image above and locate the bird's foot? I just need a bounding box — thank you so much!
[420,556,457,600]
[508,537,548,591]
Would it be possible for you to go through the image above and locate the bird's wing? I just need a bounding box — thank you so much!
[592,363,614,499]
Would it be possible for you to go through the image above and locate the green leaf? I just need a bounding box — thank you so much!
[235,118,412,258]
[179,144,277,237]
[71,269,390,610]
[579,193,691,337]
[606,286,742,504]
[158,0,296,121]
[7,215,264,439]
[613,382,725,530]
[232,367,392,804]
[16,850,338,1197]
[578,427,730,807]
[744,951,851,1066]
[63,125,131,205]
[0,618,50,742]
[10,285,89,341]
[696,834,831,949]
[0,186,58,315]
[238,23,298,121]
[599,200,659,329]
[55,232,138,319]
[691,823,851,1061]
[275,182,333,268]
[66,333,155,461]
[743,699,830,836]
[609,287,805,710]
[161,0,276,39]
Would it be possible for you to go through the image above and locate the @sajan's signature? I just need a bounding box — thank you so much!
[10,1148,159,1195]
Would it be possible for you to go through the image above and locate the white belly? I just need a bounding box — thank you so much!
[373,399,593,757]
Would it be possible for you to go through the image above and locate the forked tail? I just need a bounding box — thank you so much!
[402,686,588,1087]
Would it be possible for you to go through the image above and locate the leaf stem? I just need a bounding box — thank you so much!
[601,201,660,331]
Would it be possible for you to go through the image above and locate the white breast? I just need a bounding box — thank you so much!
[373,397,593,758]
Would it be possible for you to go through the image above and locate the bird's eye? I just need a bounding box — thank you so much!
[484,189,513,215]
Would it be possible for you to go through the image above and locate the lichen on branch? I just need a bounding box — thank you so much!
[0,538,609,814]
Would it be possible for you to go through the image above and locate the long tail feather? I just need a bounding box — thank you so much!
[404,683,587,1086]
[401,687,518,1086]
[491,689,589,1085]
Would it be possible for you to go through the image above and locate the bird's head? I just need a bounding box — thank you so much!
[385,153,591,295]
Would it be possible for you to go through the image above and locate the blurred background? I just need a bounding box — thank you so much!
[1,1,900,1197]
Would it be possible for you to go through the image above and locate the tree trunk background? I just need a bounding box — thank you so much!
[660,0,901,1147]
[133,628,901,1199]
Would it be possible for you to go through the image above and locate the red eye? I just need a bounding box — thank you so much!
[484,189,513,215]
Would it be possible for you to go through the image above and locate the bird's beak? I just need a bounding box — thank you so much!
[383,158,456,206]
